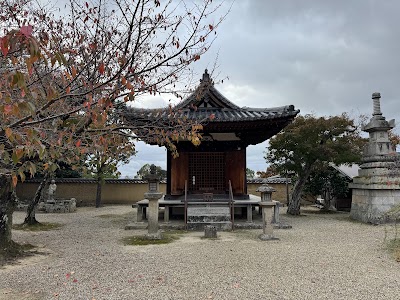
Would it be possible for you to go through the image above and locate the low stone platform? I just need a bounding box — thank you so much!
[38,198,77,213]
[135,194,263,223]
[125,220,291,231]
[129,194,292,231]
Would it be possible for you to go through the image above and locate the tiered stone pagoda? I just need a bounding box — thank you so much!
[123,70,299,226]
[350,92,400,223]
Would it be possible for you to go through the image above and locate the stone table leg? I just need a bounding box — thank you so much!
[246,204,253,223]
[164,205,170,223]
[273,201,280,224]
[137,204,143,222]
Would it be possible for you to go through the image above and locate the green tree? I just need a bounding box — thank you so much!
[266,114,365,215]
[85,133,136,208]
[304,166,351,211]
[246,168,255,179]
[137,164,166,179]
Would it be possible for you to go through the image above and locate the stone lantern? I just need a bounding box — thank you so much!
[256,184,279,241]
[144,165,163,239]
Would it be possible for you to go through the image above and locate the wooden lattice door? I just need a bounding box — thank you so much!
[188,152,225,193]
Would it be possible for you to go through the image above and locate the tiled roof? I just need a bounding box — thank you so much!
[122,70,299,124]
[247,176,291,184]
[24,178,289,184]
[24,178,167,184]
[123,105,298,123]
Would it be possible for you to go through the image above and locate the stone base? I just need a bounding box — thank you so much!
[204,225,218,238]
[273,223,292,229]
[350,188,400,224]
[145,230,162,240]
[258,234,279,241]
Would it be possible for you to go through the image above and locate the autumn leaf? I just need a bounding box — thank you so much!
[98,63,105,74]
[4,105,12,115]
[71,66,77,77]
[20,25,33,37]
[15,148,24,160]
[76,140,81,147]
[4,128,12,139]
[66,273,71,279]
[12,175,18,187]
[209,24,214,31]
[0,36,9,56]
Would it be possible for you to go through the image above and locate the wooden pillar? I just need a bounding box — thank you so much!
[244,147,247,194]
[166,150,171,195]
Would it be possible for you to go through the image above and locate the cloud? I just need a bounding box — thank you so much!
[119,0,400,177]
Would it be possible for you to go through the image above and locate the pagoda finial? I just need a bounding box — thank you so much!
[201,69,211,83]
[372,92,382,117]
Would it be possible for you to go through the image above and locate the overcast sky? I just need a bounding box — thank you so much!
[119,0,400,178]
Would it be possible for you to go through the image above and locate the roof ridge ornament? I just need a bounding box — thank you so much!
[200,69,212,84]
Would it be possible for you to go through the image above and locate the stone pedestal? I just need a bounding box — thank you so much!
[144,192,163,239]
[259,202,279,240]
[204,225,217,238]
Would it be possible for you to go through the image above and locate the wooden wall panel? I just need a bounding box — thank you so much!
[170,152,189,195]
[225,150,246,195]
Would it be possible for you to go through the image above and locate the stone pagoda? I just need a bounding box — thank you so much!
[350,92,400,223]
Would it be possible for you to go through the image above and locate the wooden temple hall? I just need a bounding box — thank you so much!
[123,70,299,225]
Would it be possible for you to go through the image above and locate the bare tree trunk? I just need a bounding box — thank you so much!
[23,175,49,225]
[0,174,15,251]
[95,175,102,208]
[287,164,313,215]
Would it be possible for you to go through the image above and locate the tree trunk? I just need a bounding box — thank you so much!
[24,175,49,225]
[287,164,313,215]
[0,174,15,251]
[95,175,102,208]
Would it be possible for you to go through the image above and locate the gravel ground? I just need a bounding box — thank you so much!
[0,205,399,300]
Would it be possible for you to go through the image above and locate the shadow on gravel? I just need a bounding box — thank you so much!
[12,222,63,231]
[0,242,36,268]
[0,288,46,300]
[122,230,188,246]
[96,212,136,228]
